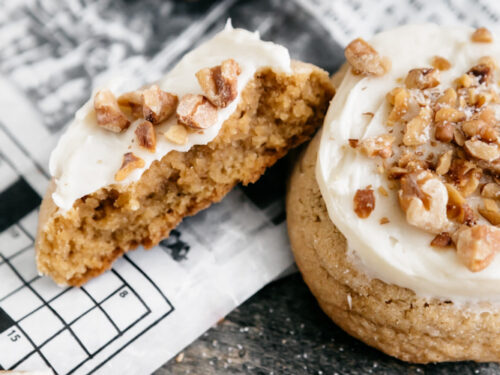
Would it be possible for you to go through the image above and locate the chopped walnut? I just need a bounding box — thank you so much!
[142,85,178,125]
[387,87,410,125]
[465,139,500,162]
[403,107,432,146]
[176,94,218,129]
[399,172,450,233]
[461,119,497,142]
[456,225,500,272]
[453,128,466,146]
[435,121,454,143]
[353,188,375,218]
[446,183,477,225]
[348,139,359,148]
[471,27,493,43]
[481,183,500,199]
[468,63,492,85]
[196,59,241,108]
[456,74,474,88]
[436,88,457,107]
[430,232,453,248]
[344,38,390,76]
[434,107,465,123]
[478,198,500,225]
[94,89,130,133]
[379,217,390,225]
[114,152,145,182]
[436,150,453,175]
[164,124,188,145]
[359,134,395,158]
[134,121,156,152]
[117,90,144,118]
[405,68,440,89]
[431,56,451,71]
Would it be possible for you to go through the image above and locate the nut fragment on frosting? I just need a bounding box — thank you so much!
[115,152,145,182]
[344,38,390,76]
[94,89,130,133]
[177,94,218,129]
[142,85,178,124]
[164,124,188,145]
[135,121,156,152]
[471,27,493,43]
[456,225,500,272]
[353,188,375,218]
[196,59,241,108]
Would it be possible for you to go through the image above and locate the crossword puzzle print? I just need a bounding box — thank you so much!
[0,127,174,374]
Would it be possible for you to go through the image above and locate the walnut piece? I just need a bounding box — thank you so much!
[465,139,500,162]
[359,134,395,158]
[164,124,188,145]
[446,183,477,225]
[456,225,500,272]
[399,172,450,233]
[479,198,500,225]
[434,107,465,123]
[436,150,453,175]
[436,88,457,107]
[176,94,218,129]
[405,68,440,89]
[430,232,453,248]
[387,87,410,125]
[471,27,493,43]
[134,121,156,152]
[196,59,241,108]
[431,56,451,71]
[481,183,500,199]
[114,152,145,182]
[142,85,178,125]
[353,188,375,218]
[403,107,432,146]
[94,89,130,133]
[117,90,144,118]
[435,121,454,143]
[468,63,492,85]
[344,38,389,76]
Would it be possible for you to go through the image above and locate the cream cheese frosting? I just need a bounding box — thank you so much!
[50,21,291,211]
[316,24,500,303]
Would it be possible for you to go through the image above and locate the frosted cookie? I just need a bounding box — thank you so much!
[287,25,500,363]
[36,23,334,286]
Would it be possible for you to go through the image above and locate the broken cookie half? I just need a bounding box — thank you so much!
[35,22,334,285]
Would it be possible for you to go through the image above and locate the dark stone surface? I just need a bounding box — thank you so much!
[156,274,500,375]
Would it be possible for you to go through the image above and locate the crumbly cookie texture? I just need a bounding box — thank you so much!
[287,134,500,363]
[347,31,500,272]
[36,62,334,286]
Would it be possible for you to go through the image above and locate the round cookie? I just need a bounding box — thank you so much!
[286,133,500,363]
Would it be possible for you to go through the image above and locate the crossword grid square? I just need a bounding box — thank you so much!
[0,287,43,322]
[13,352,50,372]
[9,247,38,282]
[84,271,123,303]
[0,325,34,370]
[0,154,17,192]
[41,329,87,375]
[30,277,67,302]
[0,225,31,258]
[71,307,119,355]
[50,288,94,324]
[19,306,63,346]
[0,263,23,300]
[101,286,149,332]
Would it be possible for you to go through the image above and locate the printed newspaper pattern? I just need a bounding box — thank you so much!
[0,0,498,373]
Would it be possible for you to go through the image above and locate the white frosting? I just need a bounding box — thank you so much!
[317,24,500,304]
[50,21,291,211]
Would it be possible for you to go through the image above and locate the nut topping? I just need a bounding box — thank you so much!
[114,152,145,182]
[134,121,156,152]
[359,134,395,158]
[176,94,218,129]
[403,107,432,146]
[196,59,241,108]
[436,150,453,175]
[164,124,188,145]
[353,188,375,218]
[430,232,453,248]
[142,85,178,125]
[465,139,500,162]
[117,90,144,118]
[405,68,440,89]
[471,27,493,43]
[431,56,451,71]
[399,172,450,234]
[344,38,390,76]
[94,89,130,133]
[456,225,500,272]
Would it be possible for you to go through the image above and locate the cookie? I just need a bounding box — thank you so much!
[287,24,500,363]
[36,24,334,286]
